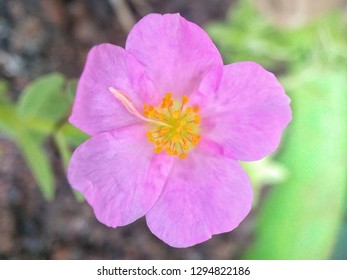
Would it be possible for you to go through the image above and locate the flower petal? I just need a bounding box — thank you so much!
[126,13,223,97]
[69,43,158,135]
[146,151,253,248]
[68,125,173,227]
[199,62,292,161]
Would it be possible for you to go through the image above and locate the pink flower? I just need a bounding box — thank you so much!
[67,13,291,248]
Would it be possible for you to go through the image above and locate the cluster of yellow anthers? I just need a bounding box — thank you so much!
[109,87,201,159]
[144,93,201,159]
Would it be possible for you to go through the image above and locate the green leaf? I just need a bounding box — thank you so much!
[17,130,55,200]
[0,102,58,138]
[0,102,22,139]
[53,130,71,170]
[243,70,347,259]
[53,129,84,202]
[206,0,347,70]
[0,81,19,138]
[17,73,70,128]
[65,79,78,103]
[59,123,89,147]
[56,122,88,202]
[0,80,10,103]
[241,157,288,206]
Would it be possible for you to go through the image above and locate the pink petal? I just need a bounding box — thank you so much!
[198,62,292,161]
[69,43,158,135]
[67,125,173,227]
[146,151,253,248]
[126,13,223,97]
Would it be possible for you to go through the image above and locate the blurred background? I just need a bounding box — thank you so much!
[0,0,346,259]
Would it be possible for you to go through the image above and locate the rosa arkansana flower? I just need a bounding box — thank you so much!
[68,13,291,248]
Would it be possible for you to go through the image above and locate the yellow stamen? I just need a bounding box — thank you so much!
[182,95,189,105]
[194,115,201,124]
[110,87,201,159]
[193,106,199,113]
[172,110,181,119]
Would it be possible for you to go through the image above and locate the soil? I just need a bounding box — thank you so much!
[0,0,255,260]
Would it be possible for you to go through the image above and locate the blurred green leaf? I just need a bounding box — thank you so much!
[65,79,78,103]
[25,118,57,136]
[0,102,22,139]
[59,123,89,147]
[332,212,347,259]
[0,73,85,201]
[54,130,71,170]
[206,0,347,71]
[243,70,347,259]
[53,128,84,202]
[241,157,288,206]
[0,80,10,103]
[72,190,84,202]
[54,79,86,201]
[0,102,60,139]
[17,73,70,129]
[18,130,55,200]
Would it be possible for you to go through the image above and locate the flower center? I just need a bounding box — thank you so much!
[144,93,201,158]
[109,87,201,159]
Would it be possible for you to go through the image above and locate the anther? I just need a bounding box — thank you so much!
[182,95,189,104]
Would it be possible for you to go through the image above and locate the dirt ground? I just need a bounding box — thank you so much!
[0,0,256,259]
